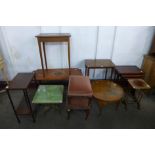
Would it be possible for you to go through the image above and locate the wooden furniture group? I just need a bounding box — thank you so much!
[5,33,152,123]
[6,63,151,123]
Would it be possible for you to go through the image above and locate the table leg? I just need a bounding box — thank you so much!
[97,100,106,116]
[68,40,71,69]
[87,68,90,77]
[85,66,88,76]
[23,90,35,122]
[122,94,128,111]
[85,110,89,120]
[85,67,90,77]
[110,68,114,80]
[38,40,45,76]
[6,89,20,123]
[33,71,38,89]
[42,42,48,70]
[135,90,144,110]
[105,68,108,80]
[67,109,71,120]
[114,70,117,81]
[115,101,120,111]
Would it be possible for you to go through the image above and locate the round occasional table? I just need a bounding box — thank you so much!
[91,80,124,114]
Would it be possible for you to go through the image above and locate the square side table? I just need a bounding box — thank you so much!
[32,85,64,114]
[85,59,115,79]
[32,85,64,104]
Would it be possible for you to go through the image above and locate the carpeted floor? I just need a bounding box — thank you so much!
[0,86,155,129]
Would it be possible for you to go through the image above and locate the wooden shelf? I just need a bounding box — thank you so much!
[16,102,35,115]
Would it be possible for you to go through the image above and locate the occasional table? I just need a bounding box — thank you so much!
[85,59,115,79]
[128,79,151,109]
[35,33,82,81]
[36,33,71,71]
[6,73,36,123]
[32,85,64,113]
[91,80,124,114]
[114,66,144,80]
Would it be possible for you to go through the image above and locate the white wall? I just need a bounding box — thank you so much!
[112,27,155,67]
[0,26,154,80]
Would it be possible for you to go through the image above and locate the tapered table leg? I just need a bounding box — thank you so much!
[135,90,144,110]
[115,101,120,111]
[98,100,106,116]
[85,110,90,120]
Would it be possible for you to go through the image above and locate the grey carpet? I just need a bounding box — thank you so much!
[0,87,155,129]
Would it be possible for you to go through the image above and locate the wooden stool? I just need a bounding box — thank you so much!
[67,75,93,120]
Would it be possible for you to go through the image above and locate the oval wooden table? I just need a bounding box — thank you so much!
[91,80,124,114]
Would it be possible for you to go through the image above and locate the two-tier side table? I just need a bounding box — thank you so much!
[6,73,36,123]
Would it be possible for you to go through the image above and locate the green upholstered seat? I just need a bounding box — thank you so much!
[32,85,64,104]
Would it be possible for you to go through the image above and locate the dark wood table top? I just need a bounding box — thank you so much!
[85,59,115,68]
[115,66,144,75]
[7,73,34,90]
[36,33,71,38]
[91,80,124,102]
[35,68,82,81]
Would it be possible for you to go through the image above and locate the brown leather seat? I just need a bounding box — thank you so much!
[67,75,93,120]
